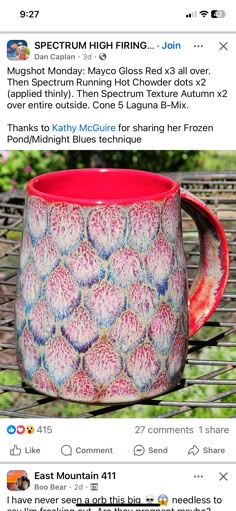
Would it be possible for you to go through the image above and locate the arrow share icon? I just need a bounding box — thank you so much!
[188,445,200,456]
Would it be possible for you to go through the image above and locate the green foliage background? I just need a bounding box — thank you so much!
[0,149,203,191]
[1,149,236,192]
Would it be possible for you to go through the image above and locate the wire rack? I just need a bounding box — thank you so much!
[0,172,236,418]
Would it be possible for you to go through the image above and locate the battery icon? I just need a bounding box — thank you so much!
[211,10,226,18]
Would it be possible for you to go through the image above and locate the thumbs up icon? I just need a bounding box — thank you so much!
[10,445,22,456]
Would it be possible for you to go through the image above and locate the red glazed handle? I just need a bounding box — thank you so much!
[180,189,229,337]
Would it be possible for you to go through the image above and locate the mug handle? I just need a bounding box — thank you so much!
[180,188,229,337]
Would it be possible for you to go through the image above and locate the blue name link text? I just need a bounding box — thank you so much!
[51,123,117,133]
[79,124,116,132]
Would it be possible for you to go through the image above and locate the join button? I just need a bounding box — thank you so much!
[161,41,181,49]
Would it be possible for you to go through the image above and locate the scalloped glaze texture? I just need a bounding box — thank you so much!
[16,193,189,403]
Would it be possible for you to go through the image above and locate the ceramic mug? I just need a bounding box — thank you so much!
[15,169,229,404]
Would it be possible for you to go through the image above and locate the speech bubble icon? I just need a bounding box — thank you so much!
[61,444,72,456]
[133,445,145,456]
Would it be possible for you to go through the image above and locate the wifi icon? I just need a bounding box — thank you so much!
[200,10,209,17]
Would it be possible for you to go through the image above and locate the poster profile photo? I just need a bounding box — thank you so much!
[7,470,30,491]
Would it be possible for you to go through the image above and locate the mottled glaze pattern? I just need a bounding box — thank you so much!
[16,192,190,403]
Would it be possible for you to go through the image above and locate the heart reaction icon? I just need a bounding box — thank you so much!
[17,425,25,435]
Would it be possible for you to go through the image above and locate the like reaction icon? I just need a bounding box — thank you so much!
[10,445,22,456]
[7,425,16,435]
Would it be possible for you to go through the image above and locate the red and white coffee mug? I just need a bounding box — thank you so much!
[15,169,229,404]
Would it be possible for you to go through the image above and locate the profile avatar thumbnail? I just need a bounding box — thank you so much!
[7,470,30,491]
[7,40,30,60]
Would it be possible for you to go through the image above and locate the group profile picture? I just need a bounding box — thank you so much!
[7,39,30,60]
[7,470,30,491]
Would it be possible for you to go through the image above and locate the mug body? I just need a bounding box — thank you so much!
[16,169,189,403]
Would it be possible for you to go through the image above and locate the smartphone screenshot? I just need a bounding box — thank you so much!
[0,2,235,511]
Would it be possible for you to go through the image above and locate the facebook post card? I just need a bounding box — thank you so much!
[0,2,235,511]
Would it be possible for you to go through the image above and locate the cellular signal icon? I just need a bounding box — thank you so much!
[186,11,197,18]
[199,10,209,17]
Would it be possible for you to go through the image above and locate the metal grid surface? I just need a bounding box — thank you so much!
[0,172,236,418]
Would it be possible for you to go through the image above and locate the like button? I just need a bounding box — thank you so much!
[10,445,22,456]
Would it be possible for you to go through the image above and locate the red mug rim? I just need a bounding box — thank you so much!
[27,168,179,205]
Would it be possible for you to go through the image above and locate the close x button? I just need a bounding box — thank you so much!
[219,472,228,481]
[219,42,228,50]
